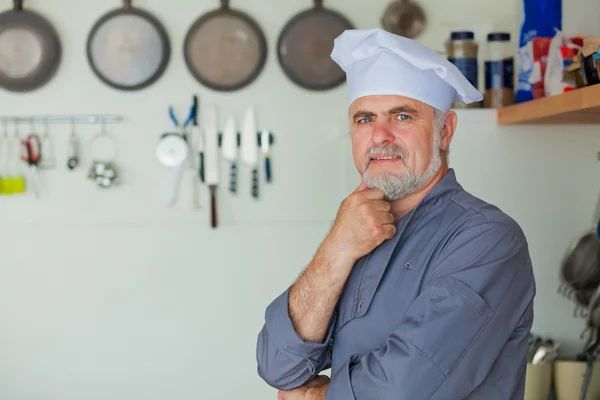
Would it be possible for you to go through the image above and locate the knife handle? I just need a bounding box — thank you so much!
[264,155,271,183]
[199,152,205,183]
[210,186,217,228]
[230,162,237,193]
[251,169,259,199]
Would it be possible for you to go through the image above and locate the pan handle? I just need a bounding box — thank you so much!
[123,0,132,9]
[220,0,230,9]
[313,0,323,9]
[13,0,23,11]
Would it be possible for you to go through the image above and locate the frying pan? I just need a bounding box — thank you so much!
[86,0,170,91]
[560,184,600,309]
[381,0,427,39]
[277,0,354,91]
[184,0,267,92]
[0,0,61,92]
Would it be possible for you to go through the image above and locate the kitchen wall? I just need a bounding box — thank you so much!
[1,0,600,399]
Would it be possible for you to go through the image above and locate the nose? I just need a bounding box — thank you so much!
[371,121,395,146]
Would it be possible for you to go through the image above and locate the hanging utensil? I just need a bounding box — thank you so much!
[88,122,119,189]
[560,181,600,303]
[260,129,272,183]
[191,95,205,183]
[20,133,41,198]
[381,0,427,39]
[39,118,55,169]
[203,106,220,228]
[67,118,79,170]
[222,115,238,193]
[241,106,259,199]
[183,0,268,92]
[156,133,188,207]
[277,0,354,91]
[86,0,171,91]
[0,0,62,92]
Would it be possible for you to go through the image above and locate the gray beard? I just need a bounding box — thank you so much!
[363,130,443,201]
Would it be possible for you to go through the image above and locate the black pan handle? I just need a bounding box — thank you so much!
[221,0,230,9]
[314,0,323,9]
[123,0,132,9]
[14,0,23,11]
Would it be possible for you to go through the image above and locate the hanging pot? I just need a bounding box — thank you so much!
[0,0,62,92]
[381,0,427,39]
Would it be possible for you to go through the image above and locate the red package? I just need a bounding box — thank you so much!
[531,37,552,99]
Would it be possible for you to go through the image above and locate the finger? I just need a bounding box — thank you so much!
[360,187,385,200]
[377,211,394,225]
[382,224,396,239]
[354,179,369,192]
[278,391,284,400]
[371,200,391,212]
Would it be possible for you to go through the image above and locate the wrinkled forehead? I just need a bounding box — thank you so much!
[349,94,433,117]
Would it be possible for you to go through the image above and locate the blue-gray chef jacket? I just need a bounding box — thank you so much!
[256,169,536,399]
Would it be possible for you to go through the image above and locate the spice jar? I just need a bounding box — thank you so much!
[484,32,515,108]
[445,31,480,108]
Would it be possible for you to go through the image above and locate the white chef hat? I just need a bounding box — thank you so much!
[330,28,483,112]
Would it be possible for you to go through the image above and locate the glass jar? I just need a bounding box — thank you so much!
[484,32,515,108]
[445,31,480,108]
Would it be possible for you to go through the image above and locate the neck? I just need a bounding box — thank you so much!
[389,164,449,222]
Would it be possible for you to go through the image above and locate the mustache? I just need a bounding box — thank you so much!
[364,144,408,168]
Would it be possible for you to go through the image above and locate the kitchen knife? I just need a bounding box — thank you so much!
[192,95,204,183]
[203,106,220,228]
[261,129,271,183]
[241,106,259,199]
[221,115,238,193]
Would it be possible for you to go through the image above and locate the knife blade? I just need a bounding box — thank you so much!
[260,129,271,183]
[221,115,238,193]
[241,106,259,199]
[203,106,220,228]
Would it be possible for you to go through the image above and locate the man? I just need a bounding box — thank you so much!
[256,28,535,400]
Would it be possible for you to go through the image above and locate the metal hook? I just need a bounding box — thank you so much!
[70,117,76,139]
[29,117,34,133]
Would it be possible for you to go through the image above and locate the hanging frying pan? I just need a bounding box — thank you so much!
[86,0,170,91]
[0,0,61,92]
[277,0,354,91]
[183,0,267,92]
[381,0,427,39]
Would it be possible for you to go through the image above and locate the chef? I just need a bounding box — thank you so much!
[256,28,536,400]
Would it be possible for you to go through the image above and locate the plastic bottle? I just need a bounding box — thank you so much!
[484,32,515,108]
[445,31,480,108]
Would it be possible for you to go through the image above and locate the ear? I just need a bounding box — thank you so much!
[441,111,458,152]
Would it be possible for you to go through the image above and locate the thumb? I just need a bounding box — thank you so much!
[355,179,369,192]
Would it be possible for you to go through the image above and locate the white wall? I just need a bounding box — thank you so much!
[1,0,600,399]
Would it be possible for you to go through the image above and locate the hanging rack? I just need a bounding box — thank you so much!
[0,115,124,124]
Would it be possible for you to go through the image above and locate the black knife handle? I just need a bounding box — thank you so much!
[251,169,259,199]
[199,153,205,182]
[229,162,237,193]
[264,156,271,183]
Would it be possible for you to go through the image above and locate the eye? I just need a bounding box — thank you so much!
[397,114,410,121]
[358,117,373,124]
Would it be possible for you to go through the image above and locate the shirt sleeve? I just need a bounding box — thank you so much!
[324,220,536,400]
[256,287,336,391]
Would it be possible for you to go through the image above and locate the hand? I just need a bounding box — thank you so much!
[324,180,396,264]
[278,375,330,400]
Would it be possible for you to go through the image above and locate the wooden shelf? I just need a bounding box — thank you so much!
[497,84,600,125]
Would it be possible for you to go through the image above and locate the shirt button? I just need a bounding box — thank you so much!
[357,298,364,312]
[405,262,413,269]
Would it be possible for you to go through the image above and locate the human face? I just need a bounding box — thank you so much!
[349,95,447,201]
